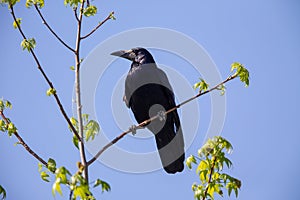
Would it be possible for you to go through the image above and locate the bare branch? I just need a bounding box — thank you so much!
[74,1,89,182]
[34,5,75,53]
[81,11,114,40]
[0,111,48,167]
[74,6,80,22]
[87,74,238,166]
[10,6,81,141]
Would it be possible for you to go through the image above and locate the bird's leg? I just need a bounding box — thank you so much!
[129,125,138,135]
[157,110,166,121]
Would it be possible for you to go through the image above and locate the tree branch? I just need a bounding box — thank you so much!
[9,6,81,141]
[81,11,114,40]
[74,6,80,22]
[87,74,238,166]
[34,4,75,53]
[202,157,216,200]
[74,1,89,183]
[0,111,48,167]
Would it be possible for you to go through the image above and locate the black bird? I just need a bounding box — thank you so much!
[111,47,185,173]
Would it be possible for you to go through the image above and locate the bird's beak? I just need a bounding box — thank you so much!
[110,49,136,61]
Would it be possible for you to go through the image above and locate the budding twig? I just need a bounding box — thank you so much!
[81,11,115,40]
[74,1,89,183]
[0,111,48,167]
[10,5,81,141]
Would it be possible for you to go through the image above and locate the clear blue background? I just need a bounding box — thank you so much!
[1,0,300,199]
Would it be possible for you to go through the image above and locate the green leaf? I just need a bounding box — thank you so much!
[193,78,209,92]
[1,0,20,8]
[70,117,78,127]
[20,38,36,52]
[94,179,111,193]
[223,157,232,168]
[0,100,3,111]
[7,122,17,136]
[186,155,197,169]
[70,66,75,70]
[64,0,81,7]
[73,184,91,199]
[4,100,12,109]
[109,11,116,20]
[0,99,11,111]
[197,160,208,174]
[40,171,50,182]
[38,162,43,172]
[52,178,62,196]
[25,0,44,8]
[72,135,79,149]
[13,18,21,29]
[84,120,100,142]
[46,88,56,96]
[0,120,5,132]
[0,185,6,200]
[230,62,241,72]
[231,62,250,87]
[47,158,56,173]
[55,167,71,184]
[83,5,97,17]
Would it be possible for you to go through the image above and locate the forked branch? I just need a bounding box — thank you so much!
[34,4,75,53]
[9,6,81,141]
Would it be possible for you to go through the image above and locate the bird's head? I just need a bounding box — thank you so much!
[111,47,155,65]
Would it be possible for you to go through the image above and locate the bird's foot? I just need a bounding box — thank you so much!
[129,125,138,135]
[157,110,166,121]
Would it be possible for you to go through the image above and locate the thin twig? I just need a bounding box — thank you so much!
[34,4,75,53]
[0,111,48,166]
[69,190,73,200]
[87,74,237,166]
[74,6,79,22]
[81,11,114,40]
[202,157,217,200]
[74,1,89,183]
[10,6,81,141]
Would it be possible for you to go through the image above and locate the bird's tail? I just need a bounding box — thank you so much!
[154,122,185,174]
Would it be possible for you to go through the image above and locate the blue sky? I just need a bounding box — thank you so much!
[1,0,300,200]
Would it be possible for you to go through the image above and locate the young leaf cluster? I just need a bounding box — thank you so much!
[0,0,19,8]
[0,99,12,112]
[231,62,250,87]
[46,88,56,96]
[186,136,241,200]
[0,99,16,136]
[21,38,36,52]
[25,0,44,8]
[13,18,21,29]
[193,78,209,93]
[109,12,116,20]
[64,0,81,8]
[37,159,110,200]
[83,5,97,17]
[70,114,100,148]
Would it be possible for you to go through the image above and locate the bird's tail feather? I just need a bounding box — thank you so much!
[154,124,185,174]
